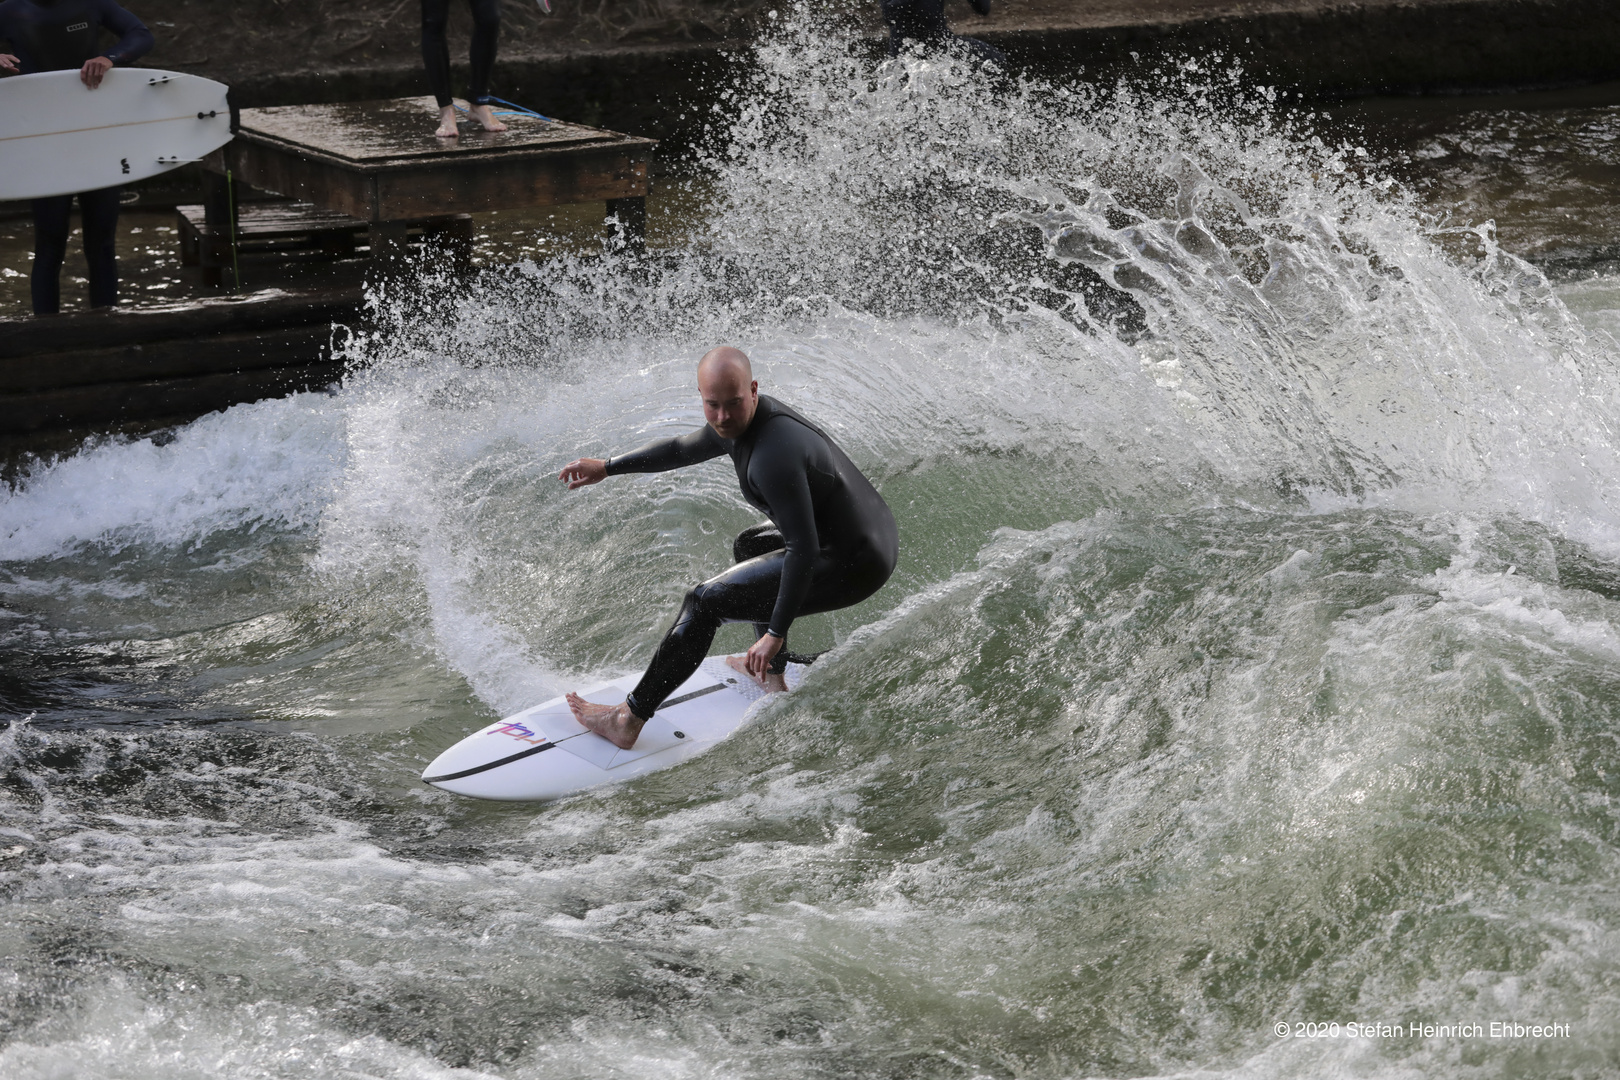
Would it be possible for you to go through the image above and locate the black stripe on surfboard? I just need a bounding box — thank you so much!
[660,680,731,709]
[421,681,731,784]
[423,740,556,783]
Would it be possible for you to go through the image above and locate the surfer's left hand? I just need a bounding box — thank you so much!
[0,54,19,75]
[80,56,113,89]
[744,632,782,682]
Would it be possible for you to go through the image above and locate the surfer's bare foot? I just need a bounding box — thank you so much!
[726,654,788,693]
[469,104,508,132]
[435,105,459,138]
[566,693,645,749]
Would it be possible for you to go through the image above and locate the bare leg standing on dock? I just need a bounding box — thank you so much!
[421,0,508,137]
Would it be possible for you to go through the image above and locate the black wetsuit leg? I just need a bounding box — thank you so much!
[624,540,891,719]
[421,0,500,108]
[421,0,453,108]
[30,194,72,315]
[730,524,833,672]
[730,523,799,674]
[79,185,121,309]
[467,0,500,106]
[34,188,122,314]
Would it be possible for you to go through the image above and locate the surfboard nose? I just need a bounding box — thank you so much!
[420,723,556,795]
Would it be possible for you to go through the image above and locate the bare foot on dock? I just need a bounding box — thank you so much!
[566,693,646,749]
[726,654,788,693]
[469,104,508,133]
[435,105,459,138]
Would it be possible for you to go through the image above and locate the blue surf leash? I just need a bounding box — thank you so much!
[453,97,557,123]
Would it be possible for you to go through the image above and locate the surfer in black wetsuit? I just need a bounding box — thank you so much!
[556,347,899,749]
[881,0,1005,68]
[0,0,152,315]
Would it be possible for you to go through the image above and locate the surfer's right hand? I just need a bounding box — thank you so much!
[559,457,608,489]
[0,54,19,75]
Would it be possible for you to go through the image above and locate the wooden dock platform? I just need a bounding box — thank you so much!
[3,100,661,442]
[205,97,657,266]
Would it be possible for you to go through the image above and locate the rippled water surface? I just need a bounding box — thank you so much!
[6,17,1620,1079]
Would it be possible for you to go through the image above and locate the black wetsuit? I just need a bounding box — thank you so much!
[421,0,499,109]
[0,0,152,314]
[604,396,899,719]
[881,0,1005,66]
[0,0,150,72]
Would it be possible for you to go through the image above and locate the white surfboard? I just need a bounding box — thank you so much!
[422,657,805,802]
[0,68,232,200]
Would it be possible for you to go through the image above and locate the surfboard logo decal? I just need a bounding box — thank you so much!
[490,720,549,744]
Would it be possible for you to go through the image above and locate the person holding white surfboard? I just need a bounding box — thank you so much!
[0,0,153,315]
[557,347,900,751]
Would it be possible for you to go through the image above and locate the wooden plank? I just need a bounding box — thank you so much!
[0,361,347,434]
[213,141,379,220]
[0,325,335,394]
[177,202,367,238]
[373,146,650,219]
[0,288,362,360]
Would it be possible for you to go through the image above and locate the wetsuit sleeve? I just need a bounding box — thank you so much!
[98,1,153,65]
[603,426,728,475]
[751,431,821,638]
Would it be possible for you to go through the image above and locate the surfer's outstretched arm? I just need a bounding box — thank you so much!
[603,427,729,474]
[559,426,728,489]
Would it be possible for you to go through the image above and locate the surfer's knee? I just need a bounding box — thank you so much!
[682,582,744,635]
[733,523,782,563]
[672,584,714,629]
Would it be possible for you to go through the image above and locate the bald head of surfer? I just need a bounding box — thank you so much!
[697,346,759,440]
